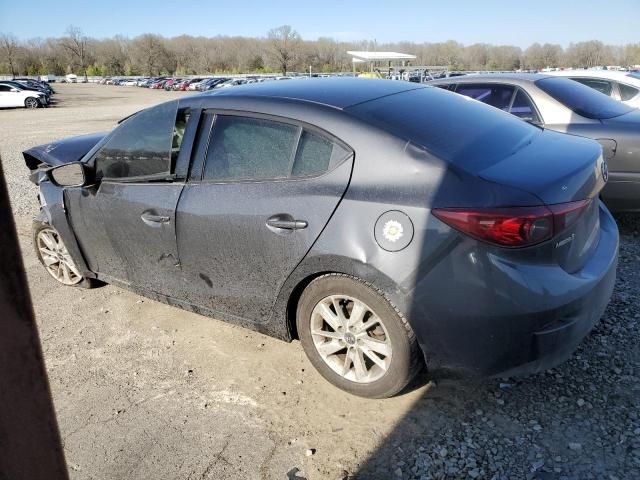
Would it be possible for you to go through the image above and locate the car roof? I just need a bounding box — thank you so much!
[429,72,554,85]
[201,77,425,109]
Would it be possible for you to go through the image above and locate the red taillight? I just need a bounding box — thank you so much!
[432,200,591,248]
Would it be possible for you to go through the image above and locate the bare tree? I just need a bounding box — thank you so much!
[60,26,91,80]
[131,34,167,76]
[0,34,20,79]
[267,25,300,75]
[3,28,640,77]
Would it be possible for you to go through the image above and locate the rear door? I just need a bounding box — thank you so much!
[176,112,353,322]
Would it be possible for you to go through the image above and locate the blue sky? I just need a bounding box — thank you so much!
[1,0,637,47]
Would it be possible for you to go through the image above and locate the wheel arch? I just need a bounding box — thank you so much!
[273,254,408,342]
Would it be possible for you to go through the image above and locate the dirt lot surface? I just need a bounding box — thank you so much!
[1,84,639,480]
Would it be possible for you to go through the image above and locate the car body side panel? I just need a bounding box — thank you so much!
[175,158,353,324]
[560,119,640,212]
[66,182,184,295]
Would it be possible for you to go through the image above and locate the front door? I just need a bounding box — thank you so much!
[176,113,353,323]
[66,100,191,296]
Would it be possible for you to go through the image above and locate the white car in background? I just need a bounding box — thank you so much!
[122,79,138,86]
[0,82,47,109]
[188,79,208,90]
[546,70,640,108]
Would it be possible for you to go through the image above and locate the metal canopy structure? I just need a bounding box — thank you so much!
[347,50,416,63]
[347,51,417,62]
[347,51,418,76]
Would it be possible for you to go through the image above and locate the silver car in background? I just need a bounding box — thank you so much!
[429,73,640,212]
[545,70,640,108]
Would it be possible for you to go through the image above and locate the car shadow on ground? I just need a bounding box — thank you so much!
[353,214,640,479]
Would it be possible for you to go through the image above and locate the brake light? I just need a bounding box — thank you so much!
[432,200,591,248]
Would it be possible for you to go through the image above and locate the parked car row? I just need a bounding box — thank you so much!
[0,78,55,109]
[23,77,625,397]
[97,75,300,91]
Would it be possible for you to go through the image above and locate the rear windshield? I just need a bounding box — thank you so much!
[535,77,632,119]
[346,86,538,172]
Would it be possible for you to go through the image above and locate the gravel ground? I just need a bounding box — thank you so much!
[1,84,639,480]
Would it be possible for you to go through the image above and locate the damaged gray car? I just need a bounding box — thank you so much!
[25,79,617,398]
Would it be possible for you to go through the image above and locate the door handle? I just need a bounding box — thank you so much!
[141,213,170,225]
[266,217,308,230]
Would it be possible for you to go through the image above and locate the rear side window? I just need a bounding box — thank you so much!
[94,100,180,180]
[204,116,297,181]
[509,90,540,123]
[571,78,613,96]
[202,116,350,181]
[619,83,639,101]
[535,77,632,119]
[455,84,515,111]
[292,130,349,177]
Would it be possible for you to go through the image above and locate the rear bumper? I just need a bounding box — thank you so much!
[409,202,619,378]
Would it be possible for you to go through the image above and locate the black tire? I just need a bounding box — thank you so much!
[24,97,40,109]
[296,273,423,398]
[33,221,96,288]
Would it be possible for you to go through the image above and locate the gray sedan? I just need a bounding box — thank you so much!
[23,79,617,397]
[429,73,640,212]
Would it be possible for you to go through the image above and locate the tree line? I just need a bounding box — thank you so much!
[1,25,639,78]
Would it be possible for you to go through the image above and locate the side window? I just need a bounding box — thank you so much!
[0,84,12,92]
[292,130,350,177]
[619,83,640,101]
[509,90,541,124]
[455,84,515,111]
[203,116,298,181]
[572,78,613,96]
[95,101,181,180]
[435,84,456,91]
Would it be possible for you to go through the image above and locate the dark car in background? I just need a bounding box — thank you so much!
[23,78,617,398]
[198,77,229,91]
[429,74,640,212]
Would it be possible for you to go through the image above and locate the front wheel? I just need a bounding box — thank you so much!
[296,274,423,398]
[33,222,95,288]
[24,97,40,109]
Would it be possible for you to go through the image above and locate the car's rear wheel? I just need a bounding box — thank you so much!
[297,274,423,398]
[24,97,40,109]
[33,223,94,288]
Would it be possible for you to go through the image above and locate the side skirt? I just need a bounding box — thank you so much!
[98,275,293,342]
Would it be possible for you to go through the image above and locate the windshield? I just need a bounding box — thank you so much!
[536,77,632,119]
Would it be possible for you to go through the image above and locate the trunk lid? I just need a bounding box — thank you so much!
[478,129,607,273]
[477,129,605,205]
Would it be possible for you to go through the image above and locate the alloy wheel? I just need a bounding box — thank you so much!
[25,97,39,109]
[310,295,392,383]
[36,228,83,285]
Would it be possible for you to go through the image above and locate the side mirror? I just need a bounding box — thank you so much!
[48,163,91,187]
[10,88,19,92]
